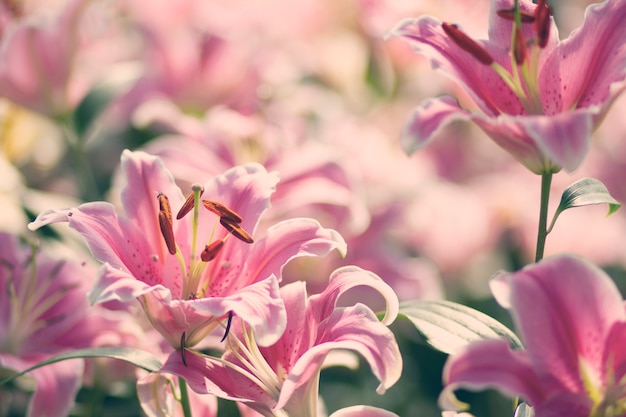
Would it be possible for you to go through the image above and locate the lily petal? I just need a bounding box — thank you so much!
[137,372,218,417]
[29,202,166,288]
[119,150,185,263]
[278,303,402,410]
[401,96,470,155]
[524,109,592,172]
[201,163,279,237]
[308,266,400,326]
[493,255,626,394]
[0,356,86,417]
[191,275,286,347]
[440,339,545,410]
[329,405,400,417]
[539,0,626,114]
[387,16,523,116]
[162,349,275,406]
[89,263,168,304]
[244,218,347,287]
[472,110,593,172]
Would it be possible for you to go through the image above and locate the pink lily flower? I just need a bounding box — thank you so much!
[0,0,91,117]
[0,232,130,417]
[28,150,347,351]
[440,254,626,416]
[387,0,626,173]
[161,266,402,417]
[139,107,371,235]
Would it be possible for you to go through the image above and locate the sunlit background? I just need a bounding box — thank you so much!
[1,0,624,416]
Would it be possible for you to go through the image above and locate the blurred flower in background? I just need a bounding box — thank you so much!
[2,0,626,416]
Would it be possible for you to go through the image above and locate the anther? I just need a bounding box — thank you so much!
[177,193,195,220]
[496,8,535,23]
[513,27,527,65]
[202,200,243,224]
[177,184,204,220]
[534,0,552,48]
[157,193,177,255]
[220,311,233,343]
[201,239,225,262]
[219,218,254,244]
[181,331,188,367]
[442,23,494,65]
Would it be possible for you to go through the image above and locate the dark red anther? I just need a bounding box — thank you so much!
[180,332,188,367]
[219,218,254,244]
[496,8,535,23]
[220,311,233,342]
[202,200,243,224]
[442,23,494,65]
[157,193,177,255]
[201,240,225,262]
[177,192,195,220]
[513,26,527,65]
[534,0,552,48]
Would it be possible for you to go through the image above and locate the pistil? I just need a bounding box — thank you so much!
[157,186,254,300]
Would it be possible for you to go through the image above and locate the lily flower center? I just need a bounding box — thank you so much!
[443,0,552,115]
[156,184,254,301]
[209,321,291,416]
[581,355,626,417]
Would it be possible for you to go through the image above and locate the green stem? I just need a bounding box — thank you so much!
[178,377,193,417]
[534,172,553,262]
[60,116,101,201]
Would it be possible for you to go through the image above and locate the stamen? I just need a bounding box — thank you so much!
[202,200,243,224]
[534,0,552,48]
[513,26,527,65]
[157,193,177,255]
[177,185,204,219]
[497,8,535,22]
[201,239,225,262]
[177,194,195,220]
[442,23,494,65]
[220,311,234,342]
[181,331,188,367]
[219,218,254,244]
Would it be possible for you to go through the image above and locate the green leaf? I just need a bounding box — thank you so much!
[398,300,522,355]
[548,177,621,233]
[72,80,128,138]
[73,86,117,138]
[1,347,162,385]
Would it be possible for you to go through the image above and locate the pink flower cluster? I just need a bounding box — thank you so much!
[1,0,626,416]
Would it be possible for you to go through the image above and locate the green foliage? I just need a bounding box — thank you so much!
[548,177,621,233]
[1,348,162,386]
[399,300,522,355]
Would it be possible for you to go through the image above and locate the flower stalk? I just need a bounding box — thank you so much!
[178,377,193,417]
[534,171,552,262]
